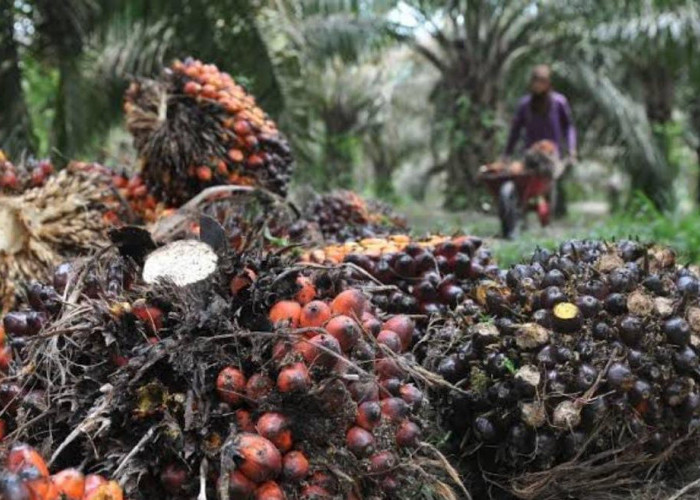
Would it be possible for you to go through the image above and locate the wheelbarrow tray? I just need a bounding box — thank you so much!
[478,171,553,203]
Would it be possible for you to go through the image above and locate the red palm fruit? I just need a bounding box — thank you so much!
[196,166,213,182]
[375,358,405,380]
[295,277,317,305]
[324,315,360,352]
[233,433,282,483]
[7,444,49,477]
[282,451,309,482]
[277,363,310,393]
[399,384,424,410]
[228,470,256,498]
[83,475,107,496]
[299,301,331,330]
[255,481,285,500]
[131,305,163,332]
[244,135,259,150]
[1,171,18,189]
[247,154,264,168]
[381,315,414,350]
[396,420,421,448]
[331,290,367,318]
[235,409,256,432]
[301,485,333,498]
[83,480,123,500]
[201,84,217,99]
[0,419,6,440]
[376,330,403,354]
[233,120,252,136]
[346,427,376,457]
[361,315,382,337]
[30,169,44,186]
[246,374,273,403]
[369,451,397,475]
[216,160,228,175]
[269,301,302,328]
[160,463,188,494]
[216,367,247,406]
[381,397,409,422]
[295,334,341,369]
[256,412,293,453]
[0,346,12,371]
[51,469,85,500]
[228,149,245,163]
[183,81,201,95]
[230,268,257,296]
[348,381,379,403]
[356,401,382,430]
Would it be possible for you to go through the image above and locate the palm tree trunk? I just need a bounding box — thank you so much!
[0,0,35,156]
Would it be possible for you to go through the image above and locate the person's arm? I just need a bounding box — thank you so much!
[559,96,577,159]
[505,101,526,156]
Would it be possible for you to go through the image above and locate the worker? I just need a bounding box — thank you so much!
[505,64,577,217]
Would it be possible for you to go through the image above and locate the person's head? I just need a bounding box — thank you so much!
[530,64,552,96]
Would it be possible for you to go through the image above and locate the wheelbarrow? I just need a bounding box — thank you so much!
[478,161,565,239]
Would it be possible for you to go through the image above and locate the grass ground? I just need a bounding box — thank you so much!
[403,196,700,267]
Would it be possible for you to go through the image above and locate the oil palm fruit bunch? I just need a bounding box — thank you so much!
[0,161,124,313]
[124,58,293,208]
[0,443,123,500]
[0,151,54,194]
[289,190,408,244]
[304,234,496,316]
[425,239,700,498]
[0,221,461,499]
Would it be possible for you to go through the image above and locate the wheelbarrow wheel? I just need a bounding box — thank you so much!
[498,180,520,239]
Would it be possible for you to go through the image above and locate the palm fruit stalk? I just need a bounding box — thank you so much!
[424,239,700,499]
[0,160,123,313]
[0,222,463,499]
[124,58,293,208]
[289,190,409,244]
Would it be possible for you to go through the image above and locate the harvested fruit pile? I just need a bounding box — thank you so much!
[290,190,408,244]
[124,58,294,207]
[303,235,495,316]
[423,240,700,498]
[0,223,463,499]
[0,443,123,500]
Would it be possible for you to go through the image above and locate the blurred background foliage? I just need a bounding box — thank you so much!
[3,0,700,257]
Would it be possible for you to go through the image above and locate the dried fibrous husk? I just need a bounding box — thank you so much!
[0,164,116,311]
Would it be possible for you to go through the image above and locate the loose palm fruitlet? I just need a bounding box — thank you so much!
[0,160,124,313]
[303,234,495,316]
[0,221,462,499]
[124,58,293,207]
[289,190,409,244]
[0,443,123,500]
[425,239,700,499]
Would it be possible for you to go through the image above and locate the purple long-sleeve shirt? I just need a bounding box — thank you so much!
[505,92,577,156]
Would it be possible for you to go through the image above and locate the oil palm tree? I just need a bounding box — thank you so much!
[258,0,397,190]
